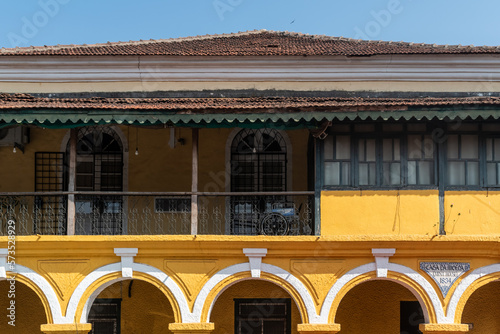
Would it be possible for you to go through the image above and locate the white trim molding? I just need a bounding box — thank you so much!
[114,248,138,278]
[0,249,8,278]
[2,54,500,83]
[372,248,396,278]
[243,248,267,278]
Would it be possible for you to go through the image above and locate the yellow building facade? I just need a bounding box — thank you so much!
[1,31,500,333]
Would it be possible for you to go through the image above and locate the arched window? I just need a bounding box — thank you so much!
[230,128,288,192]
[229,129,289,235]
[67,126,124,235]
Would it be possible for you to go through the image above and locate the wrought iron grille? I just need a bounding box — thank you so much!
[33,152,67,235]
[0,192,313,236]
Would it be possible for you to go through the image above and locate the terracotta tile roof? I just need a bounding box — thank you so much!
[1,30,499,57]
[1,93,500,112]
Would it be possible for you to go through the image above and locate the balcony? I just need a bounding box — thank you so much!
[0,191,314,236]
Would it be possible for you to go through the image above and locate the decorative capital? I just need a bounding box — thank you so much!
[168,322,215,333]
[297,323,341,333]
[41,323,92,334]
[419,323,470,333]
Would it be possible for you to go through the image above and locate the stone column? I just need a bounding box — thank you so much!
[297,323,341,334]
[168,323,215,334]
[419,324,470,334]
[41,324,92,334]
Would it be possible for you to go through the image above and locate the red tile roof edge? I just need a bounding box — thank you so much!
[1,30,499,56]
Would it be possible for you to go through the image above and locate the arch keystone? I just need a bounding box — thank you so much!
[243,248,267,278]
[372,248,395,278]
[114,248,138,278]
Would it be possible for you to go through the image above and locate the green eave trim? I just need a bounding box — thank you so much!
[1,108,500,129]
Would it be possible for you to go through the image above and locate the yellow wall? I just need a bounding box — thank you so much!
[210,280,301,334]
[335,280,419,333]
[96,280,175,334]
[0,280,47,334]
[321,190,440,236]
[444,191,500,235]
[461,281,500,333]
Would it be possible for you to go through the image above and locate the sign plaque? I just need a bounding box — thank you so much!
[420,262,470,297]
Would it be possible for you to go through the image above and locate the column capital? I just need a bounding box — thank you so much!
[419,323,470,333]
[41,323,92,334]
[297,323,341,333]
[168,323,215,334]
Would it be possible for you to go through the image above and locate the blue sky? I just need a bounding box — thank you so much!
[1,0,499,48]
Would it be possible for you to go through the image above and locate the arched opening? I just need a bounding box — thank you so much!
[210,279,301,334]
[335,280,425,334]
[229,128,291,235]
[67,126,125,235]
[87,279,175,334]
[0,279,47,333]
[461,280,500,333]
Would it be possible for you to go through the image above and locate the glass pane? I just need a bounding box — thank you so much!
[467,162,479,185]
[462,135,478,159]
[408,135,422,159]
[408,161,417,184]
[359,163,368,185]
[324,162,340,185]
[486,138,493,161]
[383,139,392,161]
[394,139,400,161]
[423,135,434,159]
[447,135,459,159]
[368,163,376,185]
[419,161,433,185]
[447,161,465,185]
[336,135,351,160]
[391,163,401,185]
[324,136,333,160]
[366,139,376,161]
[358,140,365,162]
[341,162,351,186]
[487,163,497,185]
[495,139,500,160]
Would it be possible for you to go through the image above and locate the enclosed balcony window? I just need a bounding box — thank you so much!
[322,123,435,188]
[446,134,479,186]
[485,137,500,186]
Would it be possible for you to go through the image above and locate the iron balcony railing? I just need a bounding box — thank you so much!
[0,191,314,236]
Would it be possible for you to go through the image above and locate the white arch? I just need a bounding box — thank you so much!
[61,262,191,324]
[192,262,320,324]
[319,262,446,324]
[5,264,64,323]
[446,263,500,323]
